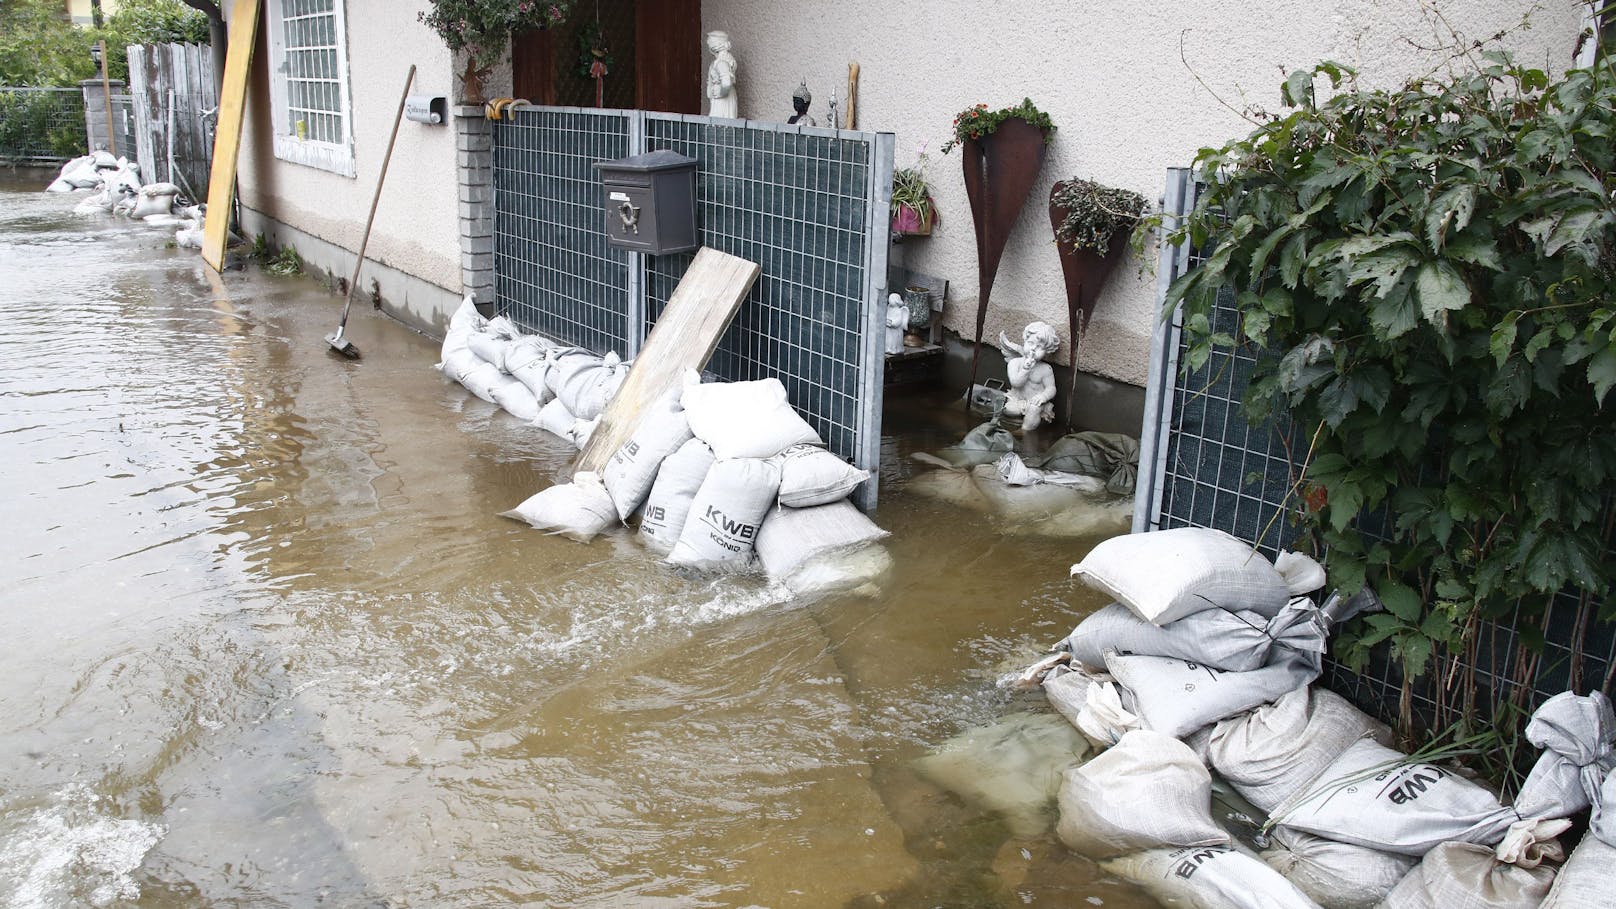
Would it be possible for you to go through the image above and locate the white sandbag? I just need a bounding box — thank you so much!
[438,348,482,384]
[639,438,714,553]
[499,472,617,542]
[1379,831,1565,909]
[504,339,558,405]
[1063,598,1328,674]
[131,183,178,219]
[75,188,113,214]
[1105,651,1321,740]
[46,178,74,192]
[465,331,510,370]
[1006,495,1135,539]
[905,465,994,512]
[970,464,1094,523]
[1596,771,1616,845]
[535,398,578,443]
[1540,832,1616,908]
[569,417,599,449]
[603,394,693,521]
[449,295,486,334]
[1070,528,1297,625]
[681,378,822,459]
[105,161,142,195]
[667,457,781,569]
[458,360,506,404]
[90,150,118,168]
[912,712,1090,838]
[753,500,889,581]
[1513,691,1616,822]
[912,421,1016,469]
[1208,687,1393,814]
[1259,826,1415,909]
[1104,841,1323,909]
[175,226,204,249]
[490,376,540,421]
[1271,738,1523,856]
[484,315,521,339]
[781,543,892,598]
[1043,664,1144,747]
[774,444,870,507]
[556,351,628,421]
[1054,729,1228,859]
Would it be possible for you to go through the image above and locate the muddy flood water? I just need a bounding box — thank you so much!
[0,170,1157,908]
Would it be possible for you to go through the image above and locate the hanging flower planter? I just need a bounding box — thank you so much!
[1048,177,1147,422]
[943,98,1056,392]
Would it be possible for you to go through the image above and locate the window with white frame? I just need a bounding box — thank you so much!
[266,0,355,176]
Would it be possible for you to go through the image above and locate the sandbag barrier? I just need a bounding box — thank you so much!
[43,151,207,245]
[907,527,1616,909]
[435,298,891,595]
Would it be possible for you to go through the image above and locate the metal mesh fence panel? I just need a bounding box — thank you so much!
[492,107,633,354]
[111,94,137,165]
[641,115,888,467]
[1137,168,1616,740]
[490,107,892,495]
[0,88,86,162]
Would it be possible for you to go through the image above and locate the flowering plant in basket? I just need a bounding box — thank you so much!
[941,98,1056,153]
[419,0,575,101]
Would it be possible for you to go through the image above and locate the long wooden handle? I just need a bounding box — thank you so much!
[846,63,859,130]
[341,64,415,324]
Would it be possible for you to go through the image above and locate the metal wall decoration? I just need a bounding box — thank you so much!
[1048,180,1128,424]
[961,117,1047,393]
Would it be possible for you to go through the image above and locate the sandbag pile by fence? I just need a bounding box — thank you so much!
[43,151,205,243]
[436,297,890,595]
[926,526,1616,909]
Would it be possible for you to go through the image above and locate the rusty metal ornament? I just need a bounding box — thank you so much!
[1049,179,1128,424]
[962,117,1049,394]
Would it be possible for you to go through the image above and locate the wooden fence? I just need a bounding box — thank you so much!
[126,43,216,203]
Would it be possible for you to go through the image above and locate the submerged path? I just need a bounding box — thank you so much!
[0,172,1150,908]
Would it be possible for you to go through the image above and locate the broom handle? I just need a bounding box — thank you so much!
[341,64,415,326]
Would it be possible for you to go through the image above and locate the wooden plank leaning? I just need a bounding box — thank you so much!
[201,0,262,273]
[576,247,761,473]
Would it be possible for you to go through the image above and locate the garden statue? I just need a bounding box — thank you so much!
[885,293,909,355]
[999,321,1059,432]
[788,79,816,126]
[705,31,739,118]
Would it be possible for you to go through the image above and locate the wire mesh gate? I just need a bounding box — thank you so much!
[1136,167,1616,738]
[492,107,894,500]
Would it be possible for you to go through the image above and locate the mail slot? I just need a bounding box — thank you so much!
[593,149,698,256]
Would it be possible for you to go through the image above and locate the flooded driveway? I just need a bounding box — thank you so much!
[0,170,1152,908]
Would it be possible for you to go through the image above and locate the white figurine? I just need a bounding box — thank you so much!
[999,321,1059,432]
[705,31,738,119]
[885,293,909,355]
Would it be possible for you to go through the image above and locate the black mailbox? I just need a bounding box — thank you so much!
[593,149,698,256]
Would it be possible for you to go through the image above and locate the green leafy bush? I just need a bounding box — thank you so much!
[0,90,84,159]
[1158,55,1616,686]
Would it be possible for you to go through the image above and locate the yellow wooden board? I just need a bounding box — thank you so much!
[577,247,761,472]
[201,0,262,273]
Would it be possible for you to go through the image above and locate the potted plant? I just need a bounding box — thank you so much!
[891,165,938,236]
[942,98,1057,392]
[1048,177,1147,422]
[419,0,575,104]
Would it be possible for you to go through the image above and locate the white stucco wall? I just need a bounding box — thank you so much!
[702,0,1589,386]
[230,0,462,327]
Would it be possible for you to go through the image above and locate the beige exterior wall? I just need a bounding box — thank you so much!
[702,0,1589,386]
[229,0,462,330]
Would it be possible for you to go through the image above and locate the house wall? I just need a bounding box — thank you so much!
[228,0,463,334]
[700,0,1590,388]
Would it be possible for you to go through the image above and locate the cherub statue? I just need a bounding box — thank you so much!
[885,293,909,354]
[999,321,1059,432]
[704,31,739,119]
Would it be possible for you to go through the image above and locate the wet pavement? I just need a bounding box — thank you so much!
[0,168,1155,908]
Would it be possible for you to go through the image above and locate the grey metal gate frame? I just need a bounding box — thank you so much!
[492,106,895,505]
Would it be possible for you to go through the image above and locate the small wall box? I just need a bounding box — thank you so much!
[404,95,446,124]
[594,149,698,255]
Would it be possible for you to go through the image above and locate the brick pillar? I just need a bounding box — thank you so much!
[80,78,125,155]
[456,106,495,306]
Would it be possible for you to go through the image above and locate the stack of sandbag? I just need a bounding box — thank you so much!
[435,300,603,426]
[45,150,119,192]
[1055,528,1329,742]
[1533,691,1616,908]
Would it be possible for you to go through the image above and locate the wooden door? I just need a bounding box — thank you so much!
[510,0,699,114]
